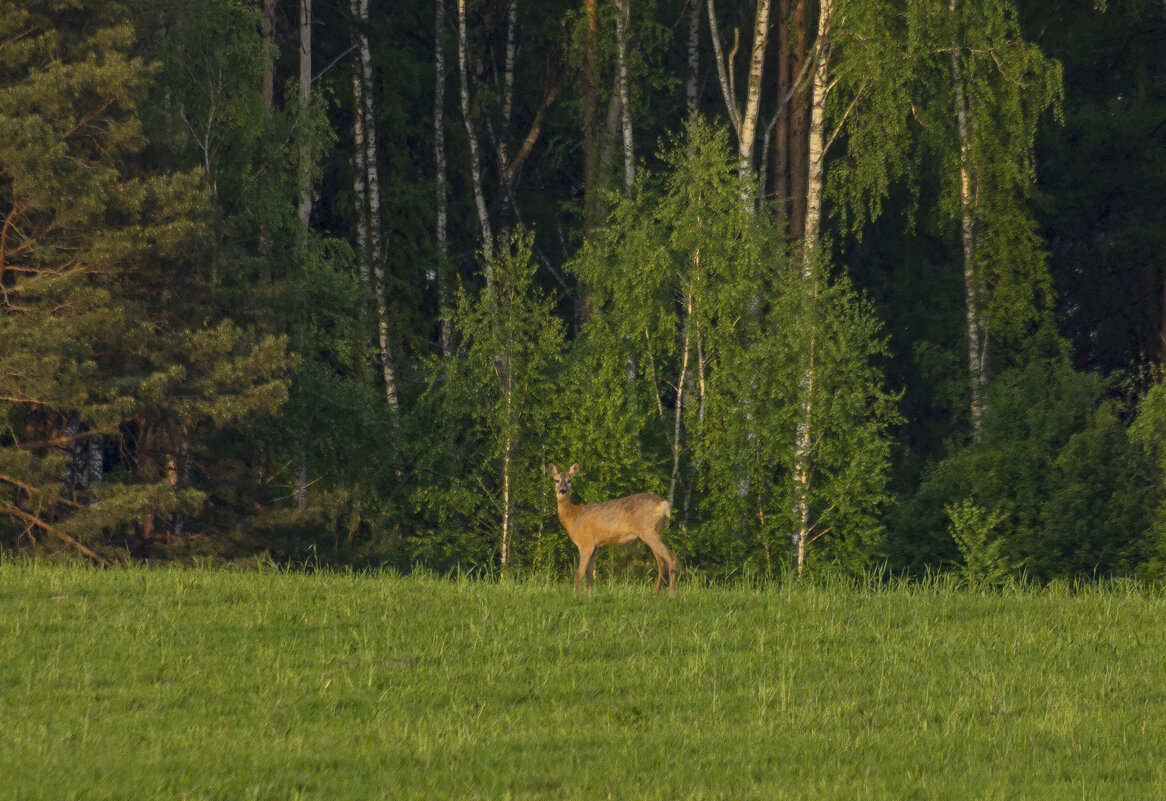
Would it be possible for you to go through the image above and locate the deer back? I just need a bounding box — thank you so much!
[564,493,670,548]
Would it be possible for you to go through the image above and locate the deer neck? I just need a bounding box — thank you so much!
[555,495,582,529]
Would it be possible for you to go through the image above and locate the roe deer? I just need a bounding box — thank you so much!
[547,462,677,597]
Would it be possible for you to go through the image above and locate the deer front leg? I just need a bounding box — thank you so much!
[574,544,595,596]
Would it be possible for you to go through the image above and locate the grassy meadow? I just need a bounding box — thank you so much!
[2,562,1165,800]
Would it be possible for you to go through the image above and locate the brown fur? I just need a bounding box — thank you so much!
[548,462,678,597]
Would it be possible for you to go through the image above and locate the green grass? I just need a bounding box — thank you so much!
[2,563,1165,800]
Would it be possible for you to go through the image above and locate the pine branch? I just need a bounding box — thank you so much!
[0,500,110,566]
[13,420,132,451]
[0,474,86,510]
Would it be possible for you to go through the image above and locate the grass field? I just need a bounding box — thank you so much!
[2,563,1165,800]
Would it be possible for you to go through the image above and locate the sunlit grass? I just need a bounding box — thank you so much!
[2,563,1164,799]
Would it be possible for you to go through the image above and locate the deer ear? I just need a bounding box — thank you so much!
[547,462,558,476]
[567,463,580,478]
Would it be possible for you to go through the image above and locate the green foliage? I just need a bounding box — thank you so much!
[0,0,293,558]
[946,498,1014,587]
[567,119,898,576]
[1129,382,1166,582]
[892,357,1158,579]
[2,0,1161,579]
[825,0,916,235]
[906,0,1064,353]
[412,229,566,571]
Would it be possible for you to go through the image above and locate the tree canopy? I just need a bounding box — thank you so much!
[2,0,1165,583]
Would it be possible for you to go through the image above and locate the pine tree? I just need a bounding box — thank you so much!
[0,0,292,559]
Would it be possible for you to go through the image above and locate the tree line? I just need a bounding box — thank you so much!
[2,0,1165,583]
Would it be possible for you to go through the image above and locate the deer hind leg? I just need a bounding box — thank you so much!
[643,535,677,598]
[651,550,666,596]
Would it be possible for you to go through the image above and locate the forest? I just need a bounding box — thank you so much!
[1,0,1164,582]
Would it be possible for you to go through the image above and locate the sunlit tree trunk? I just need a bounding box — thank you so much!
[951,0,986,439]
[669,286,694,508]
[614,0,634,195]
[707,0,771,186]
[802,0,829,250]
[738,0,771,183]
[792,0,832,576]
[501,366,514,568]
[497,1,519,562]
[707,0,740,135]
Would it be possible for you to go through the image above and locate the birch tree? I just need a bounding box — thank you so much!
[456,0,495,274]
[455,0,566,282]
[908,0,1062,437]
[568,120,896,574]
[350,0,399,408]
[784,0,914,573]
[416,230,565,571]
[614,0,635,194]
[707,0,772,185]
[434,0,453,357]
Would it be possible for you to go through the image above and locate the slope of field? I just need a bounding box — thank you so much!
[2,563,1164,799]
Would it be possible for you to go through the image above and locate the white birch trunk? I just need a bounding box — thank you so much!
[706,0,771,184]
[457,0,495,277]
[501,368,514,568]
[503,0,517,126]
[669,287,694,509]
[614,0,635,195]
[792,0,832,576]
[951,0,986,438]
[434,0,453,358]
[682,321,708,524]
[738,0,771,183]
[351,0,399,409]
[706,0,741,136]
[802,0,830,253]
[351,69,370,288]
